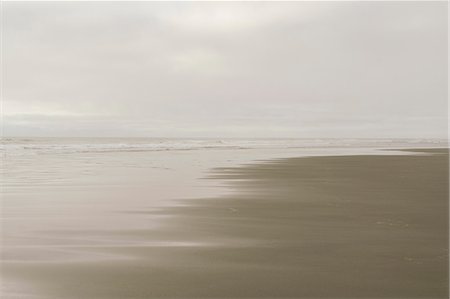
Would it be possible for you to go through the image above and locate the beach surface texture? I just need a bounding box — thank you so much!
[2,147,448,298]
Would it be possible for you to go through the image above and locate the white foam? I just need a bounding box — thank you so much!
[1,137,447,156]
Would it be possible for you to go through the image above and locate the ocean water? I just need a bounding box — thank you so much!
[1,137,446,155]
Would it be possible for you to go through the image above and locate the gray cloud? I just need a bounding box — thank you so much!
[3,1,448,138]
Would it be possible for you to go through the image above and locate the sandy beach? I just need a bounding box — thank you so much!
[2,147,448,298]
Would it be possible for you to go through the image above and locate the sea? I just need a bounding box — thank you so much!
[1,137,446,155]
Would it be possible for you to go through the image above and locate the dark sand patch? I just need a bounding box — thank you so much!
[3,149,448,298]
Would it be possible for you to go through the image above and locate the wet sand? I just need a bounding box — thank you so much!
[2,149,448,298]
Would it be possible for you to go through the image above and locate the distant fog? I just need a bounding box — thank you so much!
[3,2,448,138]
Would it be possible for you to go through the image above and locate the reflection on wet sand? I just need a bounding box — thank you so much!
[2,149,448,298]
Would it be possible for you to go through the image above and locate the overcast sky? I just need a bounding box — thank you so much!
[3,1,448,138]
